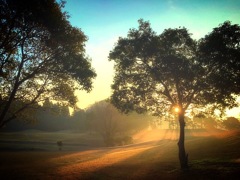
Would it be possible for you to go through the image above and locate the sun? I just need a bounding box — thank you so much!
[174,107,180,113]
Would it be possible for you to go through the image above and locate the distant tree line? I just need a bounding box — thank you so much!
[1,100,150,134]
[166,115,240,131]
[1,99,86,131]
[2,99,239,147]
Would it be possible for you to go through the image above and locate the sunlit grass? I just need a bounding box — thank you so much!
[133,129,179,143]
[53,146,153,178]
[0,130,240,179]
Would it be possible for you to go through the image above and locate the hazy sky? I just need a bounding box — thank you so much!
[63,0,240,110]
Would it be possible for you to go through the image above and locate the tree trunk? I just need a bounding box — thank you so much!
[178,112,188,169]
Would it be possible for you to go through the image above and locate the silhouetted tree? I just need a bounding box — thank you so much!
[86,100,149,146]
[109,19,240,168]
[222,117,240,130]
[193,113,206,129]
[204,117,217,130]
[86,100,122,146]
[42,98,69,116]
[71,108,87,132]
[0,0,96,128]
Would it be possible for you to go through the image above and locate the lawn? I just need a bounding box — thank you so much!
[0,129,240,179]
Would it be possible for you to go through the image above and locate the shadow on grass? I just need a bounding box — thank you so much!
[80,154,240,180]
[77,140,179,179]
[74,132,240,180]
[1,131,240,179]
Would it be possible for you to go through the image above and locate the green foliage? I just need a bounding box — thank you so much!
[0,0,96,127]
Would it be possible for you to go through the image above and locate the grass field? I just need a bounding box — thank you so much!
[0,129,240,179]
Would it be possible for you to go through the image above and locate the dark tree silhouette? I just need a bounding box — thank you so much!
[0,0,96,127]
[222,117,240,130]
[198,21,240,109]
[203,117,218,130]
[109,19,240,168]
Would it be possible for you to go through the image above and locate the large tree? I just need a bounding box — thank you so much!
[0,0,96,128]
[109,19,240,168]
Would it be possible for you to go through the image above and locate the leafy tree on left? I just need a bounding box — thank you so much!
[0,0,96,128]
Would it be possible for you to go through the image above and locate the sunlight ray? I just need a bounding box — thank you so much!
[53,147,153,177]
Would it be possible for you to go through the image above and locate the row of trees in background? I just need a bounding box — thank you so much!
[1,99,84,131]
[3,99,239,133]
[2,100,149,134]
[165,116,240,131]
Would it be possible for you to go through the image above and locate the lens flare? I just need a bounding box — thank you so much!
[174,107,180,113]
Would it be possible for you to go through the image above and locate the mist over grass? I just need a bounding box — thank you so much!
[0,129,240,179]
[0,127,238,151]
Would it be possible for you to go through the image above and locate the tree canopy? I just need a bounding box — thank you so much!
[109,19,239,118]
[109,19,240,168]
[0,0,96,127]
[198,21,240,108]
[222,117,240,130]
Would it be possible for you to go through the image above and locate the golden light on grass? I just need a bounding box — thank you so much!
[1,129,239,179]
[133,129,178,142]
[53,146,152,178]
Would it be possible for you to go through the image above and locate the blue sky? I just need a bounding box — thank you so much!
[63,0,240,112]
